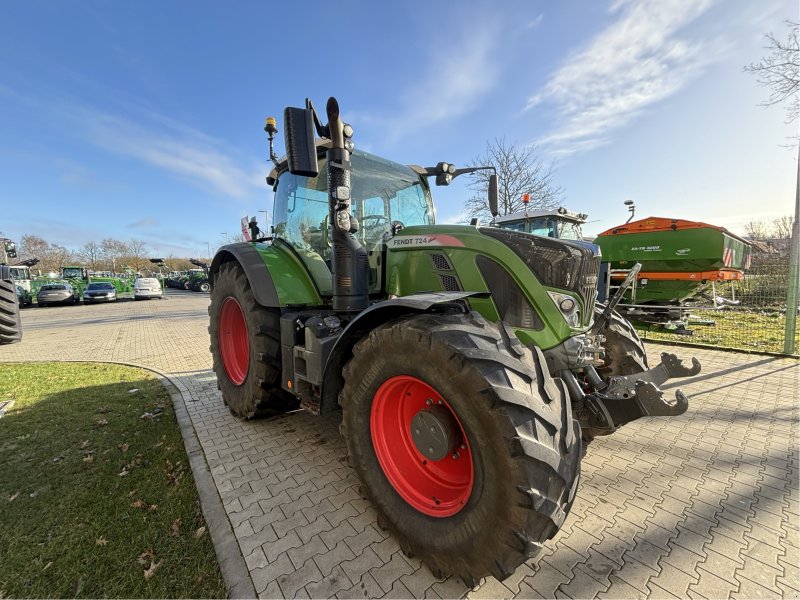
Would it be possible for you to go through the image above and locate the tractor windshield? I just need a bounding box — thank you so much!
[62,267,84,279]
[272,150,434,295]
[499,217,583,240]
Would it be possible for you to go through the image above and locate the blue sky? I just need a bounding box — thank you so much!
[0,0,796,258]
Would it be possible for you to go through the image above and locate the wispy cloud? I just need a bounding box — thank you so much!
[127,217,158,229]
[356,21,502,142]
[528,0,724,156]
[73,108,262,198]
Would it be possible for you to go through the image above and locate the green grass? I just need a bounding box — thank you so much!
[637,308,800,355]
[0,363,226,598]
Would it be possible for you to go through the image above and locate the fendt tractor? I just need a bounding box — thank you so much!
[207,98,701,584]
[1,238,22,344]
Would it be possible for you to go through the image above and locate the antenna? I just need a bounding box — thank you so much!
[624,199,636,223]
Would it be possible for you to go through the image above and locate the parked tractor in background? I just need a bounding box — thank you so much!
[1,238,22,344]
[8,258,38,307]
[207,98,701,584]
[187,259,211,292]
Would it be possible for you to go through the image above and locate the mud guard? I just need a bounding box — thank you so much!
[319,292,490,413]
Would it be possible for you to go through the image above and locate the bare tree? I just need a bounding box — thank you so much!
[745,20,799,125]
[465,138,562,221]
[18,234,74,273]
[744,220,770,240]
[772,214,794,239]
[125,238,149,273]
[78,241,103,270]
[101,238,128,273]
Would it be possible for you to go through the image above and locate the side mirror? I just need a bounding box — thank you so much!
[488,174,499,217]
[283,107,319,177]
[5,241,17,259]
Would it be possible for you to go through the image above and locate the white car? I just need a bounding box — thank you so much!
[133,277,163,300]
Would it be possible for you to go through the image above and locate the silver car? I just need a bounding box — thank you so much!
[37,283,79,306]
[83,282,117,303]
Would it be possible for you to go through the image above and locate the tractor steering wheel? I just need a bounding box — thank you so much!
[360,215,390,230]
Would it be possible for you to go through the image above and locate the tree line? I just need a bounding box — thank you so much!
[16,235,203,274]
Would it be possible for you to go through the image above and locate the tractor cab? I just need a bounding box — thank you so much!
[269,145,435,295]
[62,266,89,281]
[494,207,588,241]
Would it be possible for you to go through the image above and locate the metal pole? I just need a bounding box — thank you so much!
[783,145,800,355]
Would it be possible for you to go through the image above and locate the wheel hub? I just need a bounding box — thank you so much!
[370,375,473,517]
[410,405,461,461]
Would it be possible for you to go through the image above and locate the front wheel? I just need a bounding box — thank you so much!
[208,261,298,419]
[340,311,581,584]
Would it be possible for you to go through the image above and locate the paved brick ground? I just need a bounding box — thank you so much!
[2,292,798,599]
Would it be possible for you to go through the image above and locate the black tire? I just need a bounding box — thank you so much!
[0,276,22,345]
[208,261,298,419]
[594,305,648,377]
[340,311,581,584]
[199,280,211,293]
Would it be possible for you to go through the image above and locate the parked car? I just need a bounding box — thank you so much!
[133,277,163,300]
[16,285,33,307]
[83,281,117,303]
[37,283,78,306]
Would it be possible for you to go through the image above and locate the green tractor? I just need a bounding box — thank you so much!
[1,238,22,344]
[207,98,700,584]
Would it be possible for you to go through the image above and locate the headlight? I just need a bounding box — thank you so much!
[548,291,581,327]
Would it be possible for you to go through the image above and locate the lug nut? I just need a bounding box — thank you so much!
[452,452,459,460]
[426,399,433,406]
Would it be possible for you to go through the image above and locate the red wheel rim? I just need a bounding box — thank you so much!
[370,375,473,517]
[219,297,249,385]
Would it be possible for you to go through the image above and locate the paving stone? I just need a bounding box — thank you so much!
[597,574,647,599]
[430,576,470,599]
[341,547,383,585]
[370,552,417,594]
[468,577,514,599]
[559,564,611,598]
[699,548,745,586]
[265,530,302,562]
[315,540,356,577]
[732,575,782,599]
[648,560,698,597]
[251,552,295,594]
[288,534,327,570]
[274,555,322,598]
[527,562,571,597]
[304,565,353,598]
[342,524,384,555]
[273,510,310,539]
[611,555,659,594]
[336,571,382,599]
[544,543,586,578]
[736,560,782,593]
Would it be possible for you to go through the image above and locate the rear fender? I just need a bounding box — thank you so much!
[319,291,489,413]
[210,242,322,307]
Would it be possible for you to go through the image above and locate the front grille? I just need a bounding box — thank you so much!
[438,274,461,291]
[476,256,543,330]
[480,227,600,324]
[429,253,452,271]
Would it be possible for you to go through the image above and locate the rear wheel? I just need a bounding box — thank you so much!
[340,311,581,584]
[209,261,298,419]
[0,275,22,345]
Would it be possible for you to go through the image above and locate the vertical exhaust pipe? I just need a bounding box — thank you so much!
[325,97,369,313]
